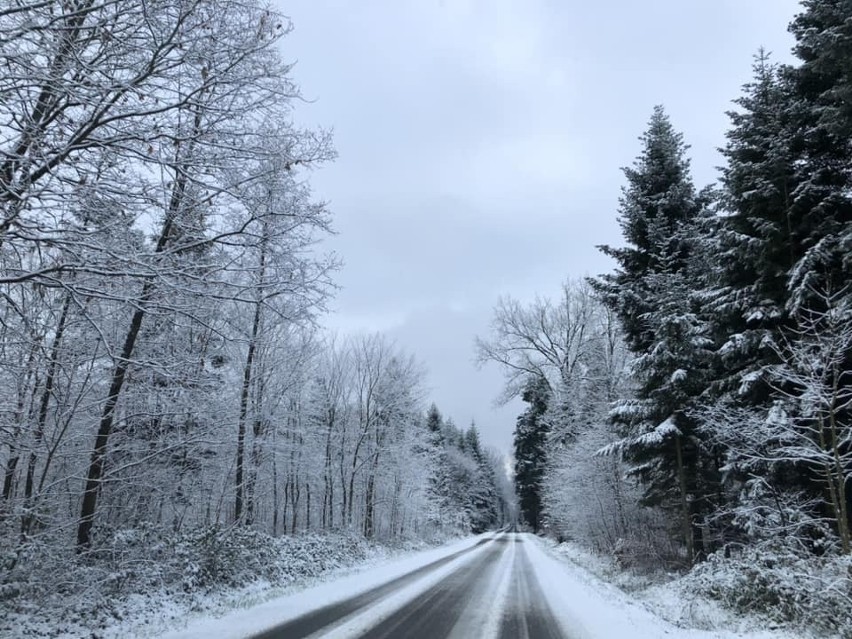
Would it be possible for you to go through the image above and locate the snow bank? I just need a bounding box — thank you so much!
[539,537,808,639]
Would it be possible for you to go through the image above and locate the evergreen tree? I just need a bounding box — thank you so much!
[701,52,816,546]
[425,403,445,447]
[593,106,701,354]
[784,0,852,545]
[785,0,852,311]
[513,376,550,533]
[465,423,499,532]
[712,51,799,402]
[707,2,852,547]
[592,106,717,563]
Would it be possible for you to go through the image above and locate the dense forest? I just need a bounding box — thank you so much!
[477,0,851,632]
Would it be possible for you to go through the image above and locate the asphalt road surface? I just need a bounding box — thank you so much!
[252,532,568,639]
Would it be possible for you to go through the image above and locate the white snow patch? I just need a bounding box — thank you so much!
[671,368,688,383]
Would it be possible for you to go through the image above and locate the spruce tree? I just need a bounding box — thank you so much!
[784,0,852,310]
[513,376,550,533]
[592,106,717,563]
[712,51,799,402]
[703,53,811,542]
[465,423,499,532]
[707,1,852,547]
[785,0,852,545]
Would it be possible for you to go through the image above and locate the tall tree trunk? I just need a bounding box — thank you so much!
[290,480,300,533]
[77,289,149,549]
[76,120,195,549]
[235,230,267,525]
[234,300,262,525]
[305,482,311,531]
[22,293,71,535]
[322,414,334,529]
[674,433,694,565]
[2,340,39,503]
[363,468,376,538]
[272,423,279,536]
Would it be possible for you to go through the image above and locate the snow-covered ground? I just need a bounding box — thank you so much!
[158,532,805,639]
[541,539,802,639]
[0,532,460,639]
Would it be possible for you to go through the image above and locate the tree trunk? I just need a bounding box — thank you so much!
[76,115,196,550]
[272,424,279,536]
[76,290,149,549]
[305,482,311,531]
[2,341,39,504]
[21,293,71,535]
[674,433,695,565]
[322,415,334,529]
[234,300,262,525]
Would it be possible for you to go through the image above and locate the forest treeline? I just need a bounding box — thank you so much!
[478,0,851,631]
[0,0,512,625]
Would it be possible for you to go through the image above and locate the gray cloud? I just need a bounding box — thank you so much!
[279,0,801,452]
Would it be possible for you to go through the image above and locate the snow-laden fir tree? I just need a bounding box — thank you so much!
[513,376,550,533]
[784,0,852,312]
[703,0,852,551]
[592,106,718,564]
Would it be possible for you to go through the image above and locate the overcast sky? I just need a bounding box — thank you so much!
[275,0,802,454]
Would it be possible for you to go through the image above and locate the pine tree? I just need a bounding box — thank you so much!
[712,51,799,401]
[592,106,717,563]
[425,403,445,447]
[785,0,852,311]
[701,52,813,545]
[785,0,852,545]
[594,106,700,353]
[513,376,550,533]
[706,1,852,548]
[465,423,499,532]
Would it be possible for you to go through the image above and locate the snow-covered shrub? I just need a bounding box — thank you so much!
[0,525,392,638]
[687,543,852,637]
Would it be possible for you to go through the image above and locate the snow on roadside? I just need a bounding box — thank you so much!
[1,532,468,639]
[160,532,495,639]
[533,537,801,639]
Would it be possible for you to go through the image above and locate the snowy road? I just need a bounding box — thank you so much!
[250,532,565,639]
[166,531,745,639]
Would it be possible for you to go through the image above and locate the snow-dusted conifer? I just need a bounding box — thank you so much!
[592,107,717,564]
[513,376,550,533]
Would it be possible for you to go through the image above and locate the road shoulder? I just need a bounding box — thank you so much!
[529,536,800,639]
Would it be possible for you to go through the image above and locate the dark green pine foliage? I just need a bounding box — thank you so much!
[465,423,499,533]
[425,403,445,447]
[785,0,852,310]
[706,53,812,528]
[709,2,852,545]
[785,0,852,539]
[594,106,701,354]
[712,51,799,405]
[513,376,550,533]
[592,106,718,564]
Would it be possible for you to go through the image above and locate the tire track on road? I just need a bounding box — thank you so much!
[250,535,496,639]
[499,534,565,639]
[356,536,511,639]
